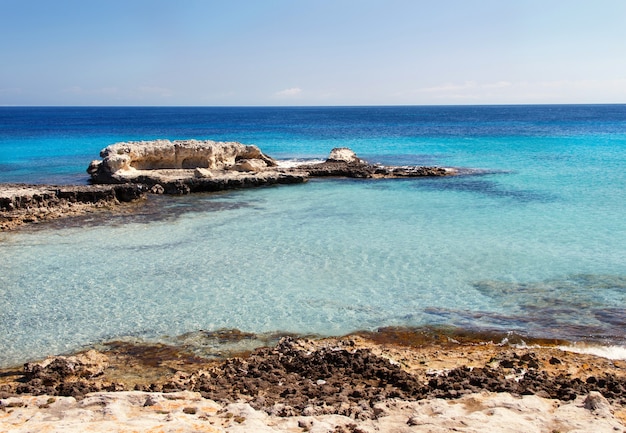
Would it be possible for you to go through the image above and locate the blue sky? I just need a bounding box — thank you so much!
[1,0,626,106]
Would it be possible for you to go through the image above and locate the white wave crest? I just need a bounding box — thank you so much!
[557,344,626,360]
[275,158,325,168]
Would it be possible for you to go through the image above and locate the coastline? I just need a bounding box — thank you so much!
[3,174,626,431]
[0,183,148,231]
[2,329,625,431]
[0,145,455,232]
[2,138,624,430]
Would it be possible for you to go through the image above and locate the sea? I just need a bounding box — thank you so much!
[1,105,625,367]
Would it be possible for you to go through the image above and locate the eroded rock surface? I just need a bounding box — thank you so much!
[2,335,626,431]
[2,391,623,433]
[0,184,147,230]
[86,139,306,193]
[88,139,276,182]
[7,337,626,413]
[87,141,455,192]
[298,147,455,179]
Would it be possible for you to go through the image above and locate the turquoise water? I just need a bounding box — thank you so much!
[1,106,625,366]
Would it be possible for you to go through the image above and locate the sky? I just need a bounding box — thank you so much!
[1,0,626,106]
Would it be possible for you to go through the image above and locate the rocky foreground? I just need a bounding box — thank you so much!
[1,332,625,432]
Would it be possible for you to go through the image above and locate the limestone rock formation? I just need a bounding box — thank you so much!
[84,141,455,196]
[86,139,306,194]
[298,147,455,178]
[0,183,148,230]
[88,139,277,183]
[326,147,362,164]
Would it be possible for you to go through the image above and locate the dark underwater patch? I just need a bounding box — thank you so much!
[37,193,254,231]
[413,174,556,203]
[452,274,626,342]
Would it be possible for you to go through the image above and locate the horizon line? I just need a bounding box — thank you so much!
[1,102,625,109]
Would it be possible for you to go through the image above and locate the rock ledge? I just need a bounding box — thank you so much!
[87,141,455,192]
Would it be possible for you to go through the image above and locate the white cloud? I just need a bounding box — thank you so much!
[274,87,303,98]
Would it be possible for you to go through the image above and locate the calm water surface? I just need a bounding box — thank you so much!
[1,105,625,367]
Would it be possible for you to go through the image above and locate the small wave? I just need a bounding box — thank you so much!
[275,158,325,168]
[557,344,626,360]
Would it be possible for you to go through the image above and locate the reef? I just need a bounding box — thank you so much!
[0,183,147,230]
[86,140,455,193]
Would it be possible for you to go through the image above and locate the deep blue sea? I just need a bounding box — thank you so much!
[1,105,626,367]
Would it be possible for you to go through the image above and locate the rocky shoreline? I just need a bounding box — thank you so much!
[5,140,621,430]
[0,183,148,231]
[86,141,455,194]
[1,331,625,431]
[1,143,456,231]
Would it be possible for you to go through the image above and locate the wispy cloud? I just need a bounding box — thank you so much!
[274,87,303,98]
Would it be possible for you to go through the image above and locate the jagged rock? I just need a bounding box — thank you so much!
[23,350,109,384]
[232,159,269,172]
[88,141,455,188]
[584,391,612,417]
[88,139,277,184]
[326,147,362,164]
[86,139,307,194]
[0,184,143,212]
[193,168,213,178]
[298,148,455,179]
[0,184,148,230]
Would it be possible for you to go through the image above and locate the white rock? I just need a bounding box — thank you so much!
[327,147,361,163]
[232,159,268,172]
[1,391,624,433]
[194,167,214,178]
[584,391,613,418]
[94,139,276,177]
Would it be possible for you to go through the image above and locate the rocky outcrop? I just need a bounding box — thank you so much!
[0,184,146,213]
[86,139,306,194]
[2,143,457,230]
[87,139,277,184]
[132,171,306,195]
[0,183,148,230]
[298,147,455,178]
[87,142,455,190]
[326,147,364,164]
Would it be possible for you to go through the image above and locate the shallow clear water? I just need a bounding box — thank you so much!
[1,105,625,367]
